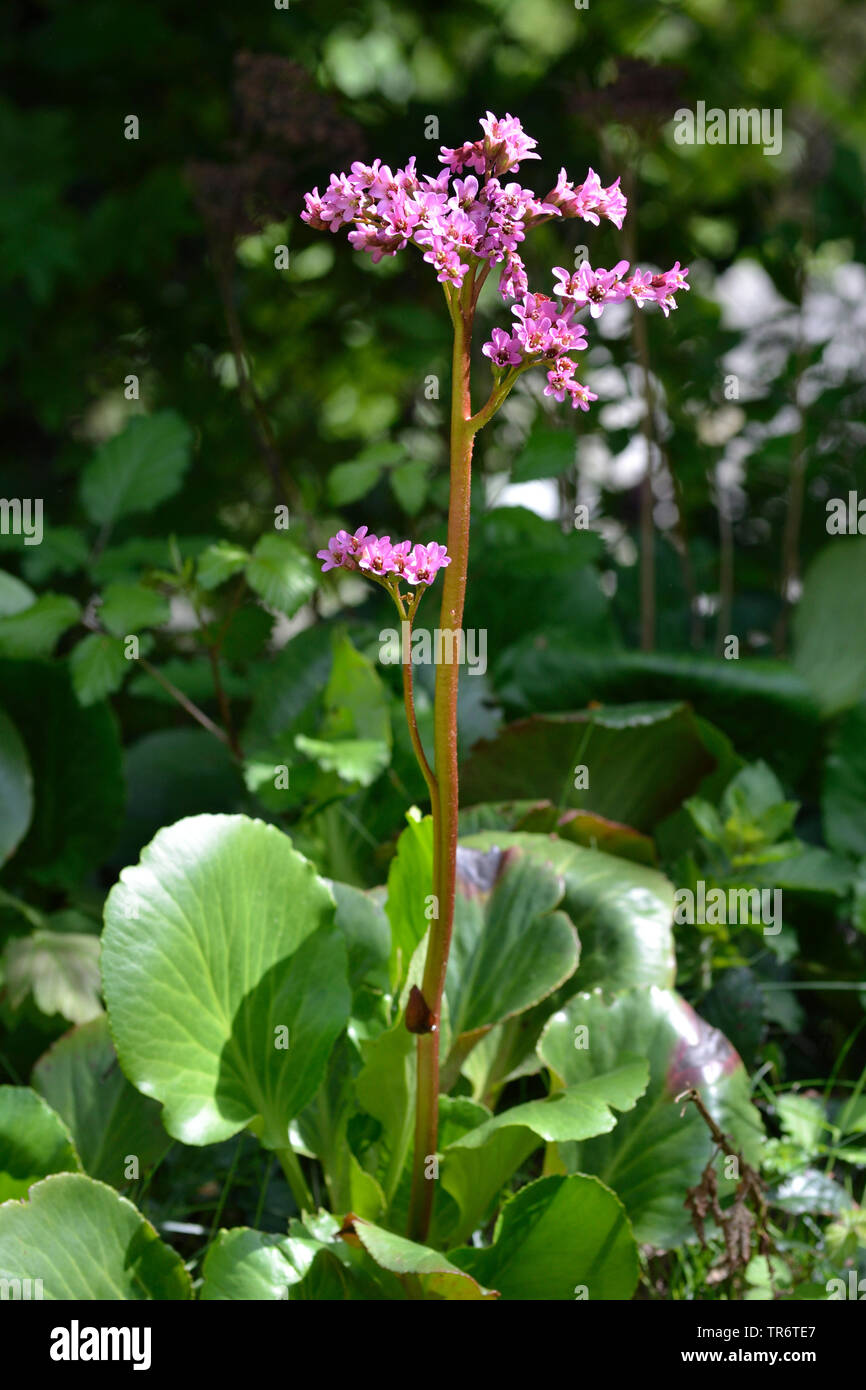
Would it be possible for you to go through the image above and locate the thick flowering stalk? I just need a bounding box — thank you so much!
[307,111,687,1242]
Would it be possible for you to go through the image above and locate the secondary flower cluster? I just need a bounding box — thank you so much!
[482,292,596,410]
[483,260,689,408]
[302,112,688,414]
[317,526,451,587]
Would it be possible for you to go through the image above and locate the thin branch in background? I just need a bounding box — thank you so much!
[138,656,232,749]
[665,442,703,649]
[205,644,241,758]
[80,606,233,750]
[191,591,243,759]
[715,470,735,655]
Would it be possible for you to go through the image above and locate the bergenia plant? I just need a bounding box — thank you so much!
[306,112,688,1243]
[0,110,772,1308]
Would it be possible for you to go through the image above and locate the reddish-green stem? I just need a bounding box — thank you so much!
[406,278,477,1242]
[403,267,523,1241]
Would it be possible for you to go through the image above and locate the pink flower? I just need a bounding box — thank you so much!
[623,268,657,307]
[405,542,452,586]
[439,140,486,176]
[649,261,690,315]
[544,168,628,229]
[389,540,414,578]
[449,175,481,210]
[483,327,523,368]
[417,233,470,286]
[499,252,529,301]
[302,116,683,424]
[569,381,598,412]
[596,176,627,230]
[544,358,598,412]
[509,294,587,360]
[344,525,370,560]
[316,533,348,572]
[359,535,397,576]
[544,358,575,404]
[553,260,630,317]
[620,262,689,315]
[479,111,540,175]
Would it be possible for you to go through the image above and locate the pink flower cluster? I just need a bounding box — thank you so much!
[302,112,689,415]
[317,526,451,587]
[482,291,596,410]
[483,259,689,407]
[302,111,628,301]
[553,259,689,319]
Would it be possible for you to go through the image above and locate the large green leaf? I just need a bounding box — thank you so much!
[79,411,193,526]
[445,845,579,1060]
[0,660,124,887]
[0,593,80,658]
[451,1174,639,1300]
[438,1059,648,1246]
[208,1208,497,1300]
[0,1087,81,1200]
[539,987,765,1247]
[246,533,317,618]
[101,814,350,1149]
[32,1016,168,1186]
[793,539,866,715]
[328,880,390,997]
[0,704,32,864]
[200,1226,321,1300]
[461,703,714,833]
[0,1173,192,1299]
[494,642,821,781]
[459,831,675,993]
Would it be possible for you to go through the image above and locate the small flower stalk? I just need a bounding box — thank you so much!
[305,111,687,1241]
